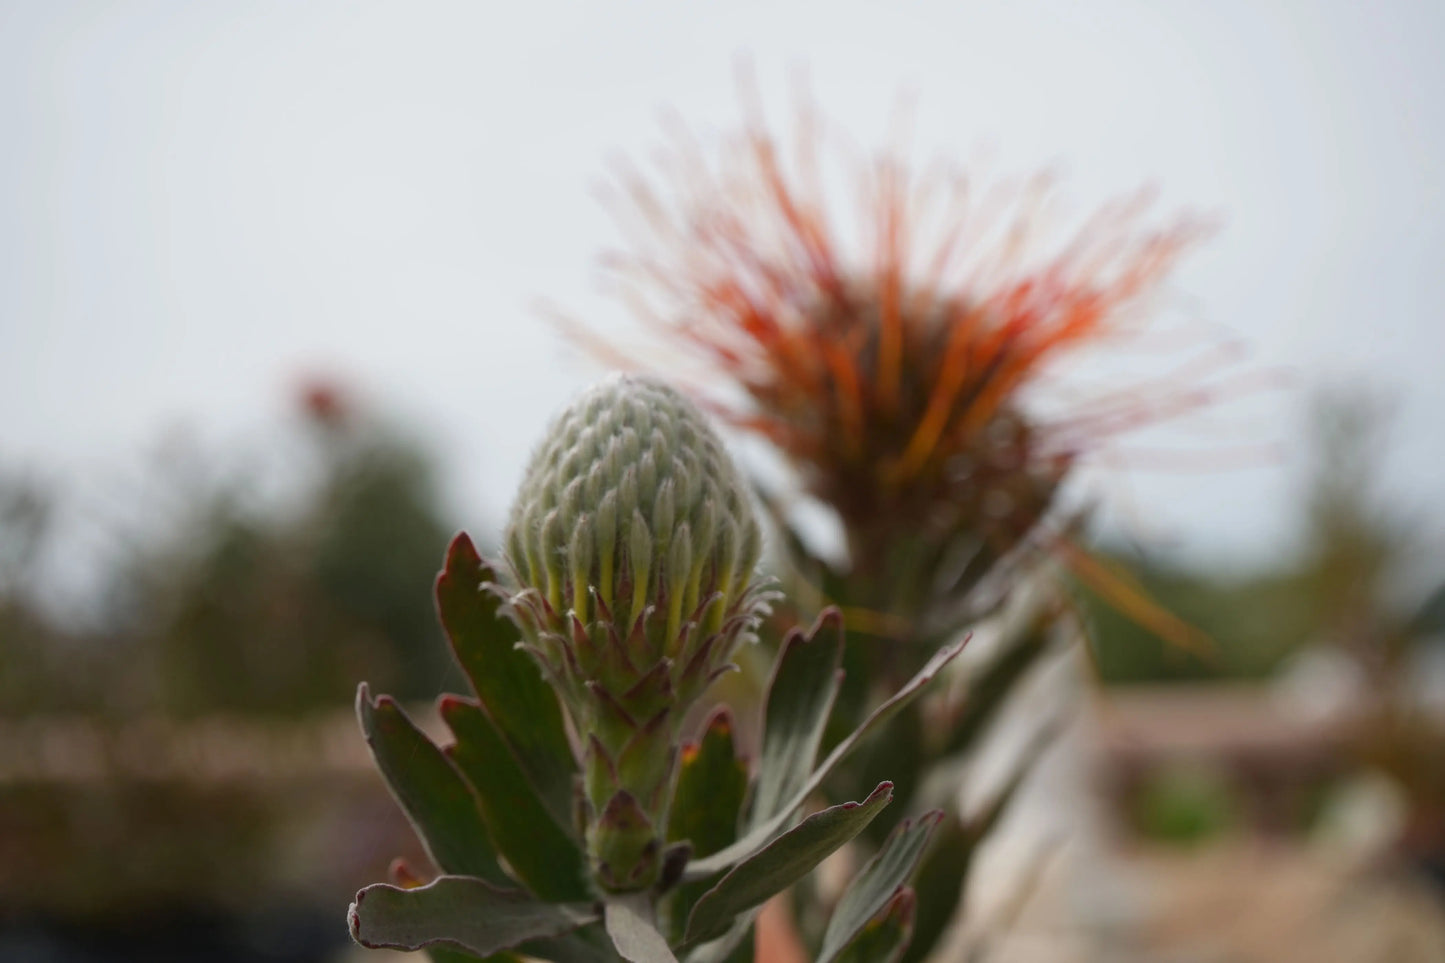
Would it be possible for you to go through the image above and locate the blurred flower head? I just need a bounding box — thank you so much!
[296,375,353,429]
[571,90,1217,639]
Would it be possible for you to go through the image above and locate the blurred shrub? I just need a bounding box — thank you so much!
[1133,763,1240,845]
[0,382,468,933]
[1,380,467,718]
[1083,557,1317,684]
[1082,389,1433,688]
[135,433,461,716]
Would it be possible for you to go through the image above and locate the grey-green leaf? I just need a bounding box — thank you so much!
[686,637,965,879]
[898,815,966,963]
[818,811,942,963]
[834,888,915,963]
[425,947,512,963]
[749,609,844,828]
[604,893,680,963]
[441,695,590,902]
[669,708,748,858]
[682,782,894,946]
[349,876,597,957]
[356,684,508,885]
[437,533,577,828]
[902,725,1057,963]
[666,709,750,944]
[682,919,756,963]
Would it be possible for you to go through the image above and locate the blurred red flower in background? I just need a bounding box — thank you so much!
[568,89,1236,649]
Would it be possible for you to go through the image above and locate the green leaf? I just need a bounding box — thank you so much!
[356,684,508,885]
[749,609,844,828]
[682,782,894,946]
[834,888,915,963]
[902,724,1057,963]
[818,812,941,963]
[348,876,598,957]
[680,918,755,963]
[437,533,577,828]
[604,893,680,963]
[441,695,590,902]
[720,927,756,963]
[850,694,926,846]
[670,708,748,857]
[898,815,966,963]
[682,917,757,963]
[686,637,966,879]
[821,624,874,758]
[665,709,749,943]
[426,947,523,963]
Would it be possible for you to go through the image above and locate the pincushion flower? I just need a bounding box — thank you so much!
[573,96,1212,648]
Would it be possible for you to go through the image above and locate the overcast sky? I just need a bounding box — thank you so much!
[2,1,1442,590]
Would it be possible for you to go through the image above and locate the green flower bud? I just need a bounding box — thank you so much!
[502,374,769,892]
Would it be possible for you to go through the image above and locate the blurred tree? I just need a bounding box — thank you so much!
[1083,558,1315,684]
[0,381,466,718]
[132,382,463,716]
[0,384,464,939]
[1410,581,1445,645]
[1081,389,1445,861]
[1296,393,1413,680]
[0,469,69,715]
[1082,388,1430,686]
[1290,393,1445,883]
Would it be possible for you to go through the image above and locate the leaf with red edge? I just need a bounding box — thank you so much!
[356,684,508,886]
[749,609,844,829]
[669,708,748,858]
[685,636,966,880]
[834,888,915,963]
[441,695,590,902]
[681,783,894,946]
[348,876,596,958]
[665,709,749,943]
[436,533,576,828]
[898,814,966,963]
[818,812,942,963]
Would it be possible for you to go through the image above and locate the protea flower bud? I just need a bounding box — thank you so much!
[502,374,768,892]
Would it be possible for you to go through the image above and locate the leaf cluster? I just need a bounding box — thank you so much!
[348,534,965,963]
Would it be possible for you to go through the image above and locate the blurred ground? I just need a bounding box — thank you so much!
[7,683,1443,963]
[991,844,1445,963]
[0,707,428,962]
[951,675,1445,963]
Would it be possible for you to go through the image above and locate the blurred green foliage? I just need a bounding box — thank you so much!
[1082,558,1318,684]
[1133,764,1240,845]
[0,385,467,932]
[1083,390,1438,687]
[138,437,461,716]
[0,384,465,718]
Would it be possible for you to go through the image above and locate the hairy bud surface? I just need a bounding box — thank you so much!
[503,375,768,891]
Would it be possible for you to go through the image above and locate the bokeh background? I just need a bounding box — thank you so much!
[2,2,1442,961]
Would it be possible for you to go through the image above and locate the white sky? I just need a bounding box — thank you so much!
[2,1,1443,584]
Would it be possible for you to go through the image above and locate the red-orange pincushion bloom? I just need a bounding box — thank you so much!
[581,100,1208,642]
